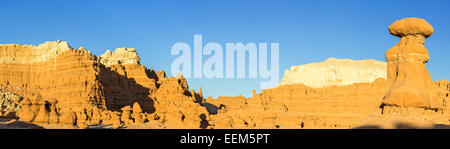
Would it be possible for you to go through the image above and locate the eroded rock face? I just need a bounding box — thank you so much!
[207,78,389,128]
[279,58,387,88]
[383,17,442,109]
[100,48,140,67]
[0,41,208,129]
[0,86,22,118]
[151,73,209,128]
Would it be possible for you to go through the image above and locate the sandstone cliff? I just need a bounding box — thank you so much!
[279,58,387,88]
[0,41,209,129]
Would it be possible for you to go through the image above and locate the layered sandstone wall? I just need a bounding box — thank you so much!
[0,42,102,112]
[207,78,389,128]
[0,41,209,129]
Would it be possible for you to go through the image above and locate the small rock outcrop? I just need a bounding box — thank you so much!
[0,40,72,64]
[100,48,140,67]
[0,86,22,118]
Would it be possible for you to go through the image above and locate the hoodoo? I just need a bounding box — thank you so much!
[383,18,442,109]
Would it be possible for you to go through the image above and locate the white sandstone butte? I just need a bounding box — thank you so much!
[279,58,387,88]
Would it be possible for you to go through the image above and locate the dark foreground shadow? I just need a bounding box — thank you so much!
[87,124,113,129]
[355,122,450,129]
[0,120,44,129]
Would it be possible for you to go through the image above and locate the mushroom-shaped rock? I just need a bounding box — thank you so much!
[389,18,434,38]
[33,100,50,123]
[121,106,133,124]
[383,17,441,109]
[47,98,59,123]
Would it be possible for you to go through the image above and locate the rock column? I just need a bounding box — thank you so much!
[383,18,441,110]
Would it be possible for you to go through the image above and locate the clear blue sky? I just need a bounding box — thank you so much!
[1,0,449,98]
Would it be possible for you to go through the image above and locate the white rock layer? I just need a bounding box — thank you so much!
[0,40,73,63]
[99,47,140,67]
[279,58,387,88]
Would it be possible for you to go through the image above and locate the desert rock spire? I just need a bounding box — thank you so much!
[382,17,442,110]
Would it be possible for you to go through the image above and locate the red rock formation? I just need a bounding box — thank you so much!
[1,18,449,129]
[206,78,450,129]
[207,78,389,128]
[205,18,450,129]
[0,41,208,128]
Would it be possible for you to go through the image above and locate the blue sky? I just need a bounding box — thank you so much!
[1,0,449,98]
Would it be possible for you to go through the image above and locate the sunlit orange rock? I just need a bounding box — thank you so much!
[383,18,442,109]
[207,78,389,128]
[0,41,208,128]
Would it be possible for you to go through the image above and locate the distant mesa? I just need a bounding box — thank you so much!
[279,58,387,88]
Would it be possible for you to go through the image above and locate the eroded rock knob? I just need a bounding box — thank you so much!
[389,18,434,38]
